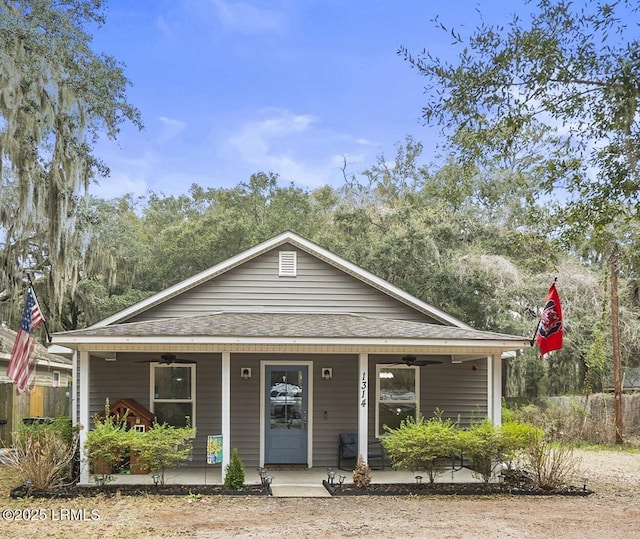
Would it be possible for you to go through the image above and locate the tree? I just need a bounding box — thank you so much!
[0,0,142,326]
[401,0,639,441]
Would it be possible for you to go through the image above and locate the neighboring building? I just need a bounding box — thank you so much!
[0,324,72,444]
[52,232,529,484]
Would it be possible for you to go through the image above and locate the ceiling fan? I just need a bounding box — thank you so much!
[394,355,442,367]
[137,353,197,365]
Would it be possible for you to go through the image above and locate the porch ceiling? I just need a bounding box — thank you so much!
[52,312,530,357]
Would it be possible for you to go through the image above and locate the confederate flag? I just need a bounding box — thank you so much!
[536,282,563,356]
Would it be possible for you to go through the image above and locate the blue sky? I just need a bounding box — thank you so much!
[90,0,523,199]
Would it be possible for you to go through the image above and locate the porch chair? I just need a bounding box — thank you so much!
[338,433,386,470]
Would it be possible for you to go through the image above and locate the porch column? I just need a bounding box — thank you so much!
[487,354,502,427]
[221,351,231,481]
[78,350,90,485]
[358,352,369,464]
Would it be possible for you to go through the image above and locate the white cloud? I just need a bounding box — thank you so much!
[228,108,315,159]
[226,109,319,182]
[156,15,175,39]
[221,108,375,188]
[92,171,149,200]
[158,116,187,143]
[209,0,286,34]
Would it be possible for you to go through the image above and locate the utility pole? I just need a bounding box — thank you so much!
[610,244,623,444]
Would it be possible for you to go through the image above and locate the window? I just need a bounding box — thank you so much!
[375,365,419,437]
[151,364,195,427]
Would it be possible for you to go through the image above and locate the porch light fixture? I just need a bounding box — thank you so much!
[152,473,160,486]
[322,368,332,380]
[241,367,251,380]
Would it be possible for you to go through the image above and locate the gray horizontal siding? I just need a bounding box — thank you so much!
[229,354,261,466]
[421,358,488,426]
[88,353,221,466]
[312,356,359,468]
[87,352,489,471]
[129,246,438,324]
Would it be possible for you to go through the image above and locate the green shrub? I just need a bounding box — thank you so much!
[457,419,501,483]
[131,421,195,486]
[224,448,245,489]
[382,415,459,483]
[84,404,133,476]
[457,419,539,483]
[500,420,544,463]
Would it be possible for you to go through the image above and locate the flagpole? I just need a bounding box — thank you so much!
[529,320,540,347]
[25,272,52,343]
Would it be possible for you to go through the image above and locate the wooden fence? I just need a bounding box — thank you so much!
[0,383,70,446]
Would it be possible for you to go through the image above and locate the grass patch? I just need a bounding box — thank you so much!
[572,443,640,453]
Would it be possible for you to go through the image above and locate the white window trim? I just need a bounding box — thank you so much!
[375,364,420,438]
[150,363,196,427]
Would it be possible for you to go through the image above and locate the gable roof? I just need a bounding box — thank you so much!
[91,231,472,330]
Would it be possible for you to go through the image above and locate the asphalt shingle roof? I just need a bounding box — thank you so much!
[55,312,528,342]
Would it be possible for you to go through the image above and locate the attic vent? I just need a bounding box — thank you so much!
[279,251,297,277]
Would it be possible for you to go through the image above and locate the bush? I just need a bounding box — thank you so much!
[6,421,78,491]
[224,448,245,489]
[521,440,581,490]
[500,420,544,464]
[131,421,196,486]
[84,403,133,476]
[352,455,372,488]
[457,419,540,483]
[457,419,501,483]
[382,415,459,483]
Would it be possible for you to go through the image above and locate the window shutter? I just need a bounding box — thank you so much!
[279,251,297,276]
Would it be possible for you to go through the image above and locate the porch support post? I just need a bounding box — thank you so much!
[358,352,369,464]
[221,351,231,481]
[78,350,90,485]
[487,354,502,427]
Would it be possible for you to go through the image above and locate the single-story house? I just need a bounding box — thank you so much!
[52,231,530,484]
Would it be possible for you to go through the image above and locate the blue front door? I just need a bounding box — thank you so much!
[265,365,308,464]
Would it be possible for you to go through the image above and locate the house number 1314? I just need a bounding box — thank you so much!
[360,372,367,407]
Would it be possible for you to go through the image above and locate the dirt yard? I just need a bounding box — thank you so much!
[1,449,639,538]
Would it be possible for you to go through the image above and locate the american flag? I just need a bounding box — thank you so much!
[7,287,45,395]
